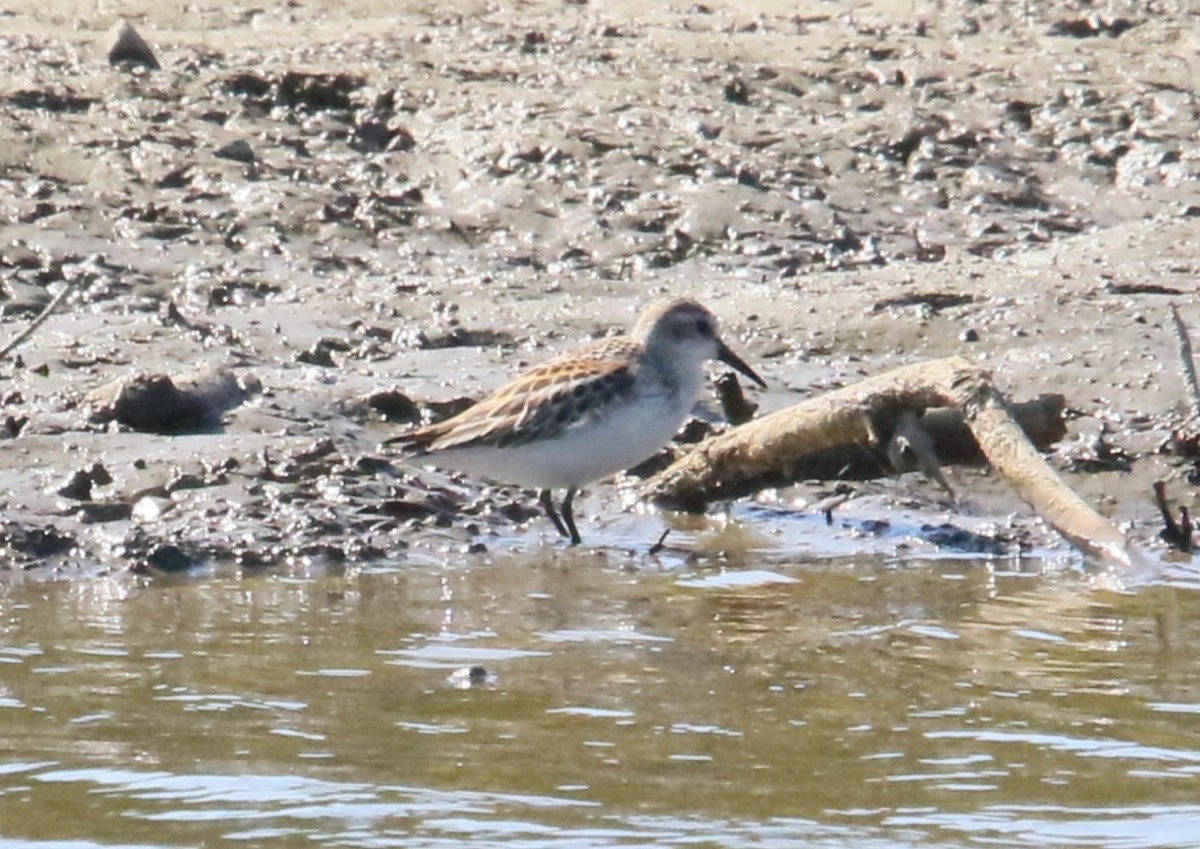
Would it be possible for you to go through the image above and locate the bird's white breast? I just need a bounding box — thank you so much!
[423,382,695,490]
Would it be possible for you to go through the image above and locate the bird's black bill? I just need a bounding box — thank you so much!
[717,340,767,389]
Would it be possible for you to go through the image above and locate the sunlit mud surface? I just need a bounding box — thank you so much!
[3,551,1200,848]
[1,0,1198,571]
[2,0,1200,845]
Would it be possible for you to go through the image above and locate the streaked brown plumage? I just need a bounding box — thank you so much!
[390,299,765,544]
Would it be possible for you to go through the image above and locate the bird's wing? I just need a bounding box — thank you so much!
[395,341,639,452]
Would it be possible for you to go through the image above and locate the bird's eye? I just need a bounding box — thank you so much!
[694,317,712,336]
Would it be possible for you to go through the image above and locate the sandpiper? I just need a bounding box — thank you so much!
[390,298,765,544]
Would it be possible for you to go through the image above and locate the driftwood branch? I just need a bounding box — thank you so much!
[643,357,1151,573]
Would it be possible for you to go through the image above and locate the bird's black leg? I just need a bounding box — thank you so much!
[539,489,571,539]
[561,487,582,546]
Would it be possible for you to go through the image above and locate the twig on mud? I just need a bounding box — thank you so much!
[648,528,671,556]
[1153,480,1194,553]
[0,268,85,361]
[1169,303,1200,420]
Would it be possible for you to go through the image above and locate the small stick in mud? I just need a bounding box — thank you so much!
[1169,303,1200,421]
[0,273,81,361]
[809,487,852,526]
[1153,480,1194,553]
[648,528,671,556]
[886,410,954,498]
[715,372,759,425]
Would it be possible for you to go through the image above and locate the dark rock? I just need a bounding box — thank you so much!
[919,523,1010,555]
[223,72,272,98]
[0,523,76,560]
[56,463,112,501]
[107,21,161,70]
[724,77,751,105]
[1004,100,1036,132]
[88,369,259,434]
[352,117,416,153]
[870,292,974,315]
[155,167,191,189]
[291,439,337,464]
[277,71,364,111]
[378,499,439,520]
[297,338,349,367]
[146,544,194,572]
[6,89,98,113]
[77,502,134,523]
[412,327,516,350]
[235,548,272,569]
[1049,16,1136,38]
[522,31,547,53]
[215,139,255,163]
[57,469,95,501]
[4,415,29,438]
[367,390,422,423]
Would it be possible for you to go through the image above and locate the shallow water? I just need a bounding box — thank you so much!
[2,543,1200,849]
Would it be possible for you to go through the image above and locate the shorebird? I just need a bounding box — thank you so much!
[390,298,765,544]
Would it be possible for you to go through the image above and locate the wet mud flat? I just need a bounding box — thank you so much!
[0,0,1198,578]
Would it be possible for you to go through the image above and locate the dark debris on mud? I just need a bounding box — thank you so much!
[0,429,534,576]
[1,1,1198,575]
[2,2,1194,280]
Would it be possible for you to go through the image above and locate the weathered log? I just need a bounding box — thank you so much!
[643,357,1150,573]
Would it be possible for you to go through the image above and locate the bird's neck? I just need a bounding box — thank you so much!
[640,347,706,402]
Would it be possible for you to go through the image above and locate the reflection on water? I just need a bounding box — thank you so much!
[2,548,1200,848]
